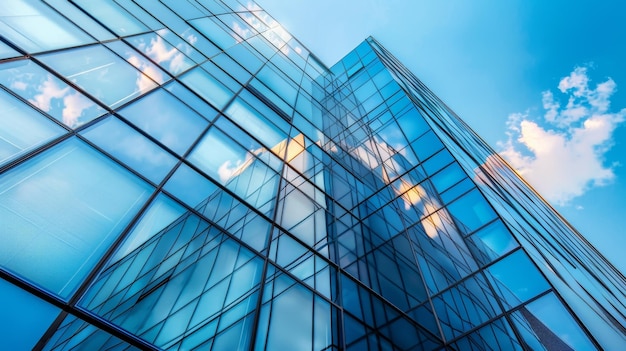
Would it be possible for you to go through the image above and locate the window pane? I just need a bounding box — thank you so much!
[126,31,196,76]
[81,116,178,184]
[73,0,149,36]
[0,138,152,298]
[179,66,235,110]
[0,59,104,127]
[447,188,497,234]
[37,45,158,108]
[511,293,596,351]
[0,40,20,60]
[105,40,169,85]
[0,0,93,53]
[118,88,209,155]
[0,89,66,166]
[486,250,550,309]
[0,278,61,350]
[466,220,518,265]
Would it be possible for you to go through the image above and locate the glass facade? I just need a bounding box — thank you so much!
[0,1,624,350]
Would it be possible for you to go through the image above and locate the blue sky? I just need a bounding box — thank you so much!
[257,0,626,273]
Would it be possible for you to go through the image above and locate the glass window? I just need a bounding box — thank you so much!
[411,130,444,162]
[447,188,497,234]
[0,278,61,350]
[188,124,280,215]
[431,162,466,193]
[126,31,196,76]
[41,314,145,350]
[452,317,523,351]
[117,88,209,155]
[111,193,185,261]
[37,44,158,108]
[179,66,235,110]
[0,59,104,128]
[0,138,152,299]
[432,273,502,340]
[0,89,66,166]
[467,220,518,265]
[225,98,288,154]
[163,81,218,120]
[72,0,149,36]
[43,0,115,41]
[0,0,93,53]
[164,163,219,208]
[511,293,596,350]
[188,126,256,185]
[105,40,169,85]
[486,250,550,309]
[80,213,263,350]
[81,116,178,184]
[189,16,239,50]
[0,40,20,60]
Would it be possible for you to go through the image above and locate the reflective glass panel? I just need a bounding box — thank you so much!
[37,44,157,108]
[0,40,20,60]
[0,0,92,53]
[105,40,169,85]
[486,250,550,309]
[447,188,497,234]
[73,0,149,36]
[81,116,178,184]
[511,293,596,350]
[80,212,263,350]
[0,278,60,350]
[117,89,209,155]
[0,89,65,166]
[0,59,104,128]
[126,31,196,76]
[179,66,235,110]
[466,220,518,265]
[0,138,152,298]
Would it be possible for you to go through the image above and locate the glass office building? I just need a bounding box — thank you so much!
[0,1,624,350]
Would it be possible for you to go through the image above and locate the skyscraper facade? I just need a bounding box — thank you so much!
[0,1,624,350]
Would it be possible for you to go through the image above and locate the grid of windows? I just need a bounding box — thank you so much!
[0,1,624,350]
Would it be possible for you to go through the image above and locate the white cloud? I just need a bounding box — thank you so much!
[62,92,93,127]
[499,67,625,205]
[30,75,68,112]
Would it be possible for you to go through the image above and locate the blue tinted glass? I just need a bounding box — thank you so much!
[81,116,178,184]
[118,89,209,155]
[42,0,115,41]
[447,188,497,234]
[411,130,444,161]
[111,193,186,261]
[189,126,255,184]
[189,17,238,50]
[0,59,104,127]
[73,0,149,36]
[37,44,158,108]
[467,220,518,265]
[225,99,288,153]
[486,250,550,309]
[105,40,170,85]
[164,163,219,208]
[0,0,93,53]
[431,162,466,193]
[0,278,60,350]
[126,31,196,75]
[0,40,20,60]
[511,293,596,350]
[452,317,523,351]
[0,89,65,166]
[0,138,152,298]
[41,314,144,350]
[179,66,235,110]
